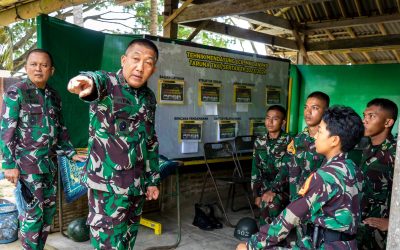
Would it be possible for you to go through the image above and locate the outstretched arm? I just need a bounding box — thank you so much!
[68,75,94,98]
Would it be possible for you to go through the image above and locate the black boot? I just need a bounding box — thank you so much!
[192,203,214,231]
[206,204,223,229]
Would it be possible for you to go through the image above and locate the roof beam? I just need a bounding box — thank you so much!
[337,0,347,18]
[163,0,193,27]
[0,0,90,26]
[362,52,374,63]
[393,50,400,62]
[306,4,315,21]
[375,0,383,15]
[397,0,400,14]
[186,20,209,41]
[174,0,332,23]
[182,20,298,50]
[305,13,400,33]
[313,52,330,64]
[306,34,400,51]
[275,7,291,17]
[238,12,305,33]
[343,53,356,64]
[354,0,362,16]
[321,1,330,18]
[292,29,309,64]
[274,46,400,56]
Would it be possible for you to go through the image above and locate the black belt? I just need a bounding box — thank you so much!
[322,228,356,242]
[311,225,356,248]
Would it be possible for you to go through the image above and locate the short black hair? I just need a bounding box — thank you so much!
[322,106,364,152]
[26,48,54,67]
[126,38,159,62]
[367,98,398,123]
[307,91,330,108]
[267,105,287,119]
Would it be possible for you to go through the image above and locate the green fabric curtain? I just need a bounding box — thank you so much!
[295,64,400,134]
[37,15,105,147]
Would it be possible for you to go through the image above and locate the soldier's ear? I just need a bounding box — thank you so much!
[384,118,394,128]
[331,135,341,148]
[281,119,286,128]
[121,54,127,68]
[51,67,55,76]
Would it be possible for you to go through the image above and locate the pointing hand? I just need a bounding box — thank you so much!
[68,75,94,98]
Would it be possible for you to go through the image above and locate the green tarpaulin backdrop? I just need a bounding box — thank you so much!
[289,64,400,135]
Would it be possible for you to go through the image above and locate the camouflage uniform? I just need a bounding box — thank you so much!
[251,131,291,225]
[285,127,325,247]
[357,135,396,250]
[0,79,76,250]
[287,127,325,201]
[79,70,160,250]
[247,153,363,250]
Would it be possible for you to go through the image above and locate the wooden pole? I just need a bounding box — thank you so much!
[163,0,179,39]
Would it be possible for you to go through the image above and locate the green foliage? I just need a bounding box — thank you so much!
[123,0,164,34]
[0,27,13,70]
[125,0,234,48]
[0,0,237,74]
[11,19,37,58]
[178,26,234,49]
[0,19,36,72]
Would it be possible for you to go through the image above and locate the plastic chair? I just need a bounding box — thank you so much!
[199,141,254,227]
[232,135,256,175]
[230,135,256,213]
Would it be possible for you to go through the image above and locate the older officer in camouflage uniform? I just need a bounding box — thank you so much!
[237,106,365,250]
[251,105,291,226]
[357,98,398,250]
[67,38,160,250]
[0,49,85,250]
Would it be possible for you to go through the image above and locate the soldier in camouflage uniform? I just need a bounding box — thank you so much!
[237,106,365,250]
[67,39,160,250]
[287,91,329,202]
[285,91,328,247]
[357,98,398,250]
[251,105,291,226]
[0,49,86,250]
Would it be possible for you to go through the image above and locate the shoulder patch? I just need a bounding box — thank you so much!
[298,173,314,197]
[287,140,295,155]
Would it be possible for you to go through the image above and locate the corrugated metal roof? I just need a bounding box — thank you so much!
[1,0,400,65]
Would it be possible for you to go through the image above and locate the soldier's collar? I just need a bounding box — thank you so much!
[379,134,395,151]
[326,152,346,164]
[25,78,38,89]
[25,78,49,91]
[267,130,283,140]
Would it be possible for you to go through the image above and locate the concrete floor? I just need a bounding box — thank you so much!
[1,199,253,250]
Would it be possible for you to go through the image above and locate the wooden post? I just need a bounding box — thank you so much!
[387,125,400,247]
[163,0,179,39]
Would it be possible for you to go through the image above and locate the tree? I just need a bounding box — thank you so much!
[0,0,237,74]
[150,0,158,35]
[0,27,13,71]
